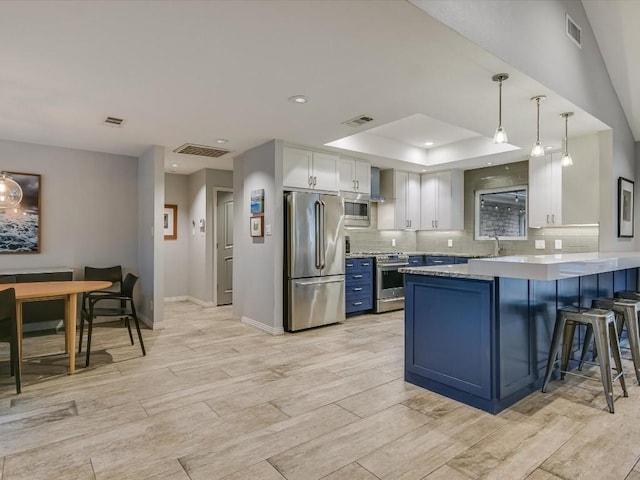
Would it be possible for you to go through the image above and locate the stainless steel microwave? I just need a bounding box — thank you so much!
[344,197,371,227]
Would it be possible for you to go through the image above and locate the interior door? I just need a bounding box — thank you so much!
[216,190,233,305]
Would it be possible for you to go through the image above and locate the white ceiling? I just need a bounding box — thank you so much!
[583,0,640,141]
[0,1,617,175]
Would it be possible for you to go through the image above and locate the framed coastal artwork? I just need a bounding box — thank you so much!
[618,177,634,238]
[0,171,41,253]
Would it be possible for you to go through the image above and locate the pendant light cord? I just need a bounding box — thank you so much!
[498,80,503,128]
[536,98,540,142]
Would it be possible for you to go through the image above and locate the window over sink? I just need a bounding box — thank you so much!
[475,186,527,240]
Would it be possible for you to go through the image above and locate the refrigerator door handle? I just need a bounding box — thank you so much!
[315,200,322,269]
[320,200,326,269]
[296,278,344,286]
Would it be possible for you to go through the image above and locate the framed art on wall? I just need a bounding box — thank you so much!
[618,177,634,238]
[250,216,263,237]
[164,204,177,240]
[0,171,41,253]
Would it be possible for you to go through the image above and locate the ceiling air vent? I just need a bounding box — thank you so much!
[104,116,125,127]
[566,13,582,48]
[342,115,374,127]
[173,143,230,158]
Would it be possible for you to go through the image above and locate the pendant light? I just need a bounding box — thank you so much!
[492,73,509,144]
[560,112,574,167]
[0,172,23,209]
[530,95,546,157]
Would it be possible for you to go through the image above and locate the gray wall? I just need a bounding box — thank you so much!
[233,140,284,335]
[164,173,189,298]
[137,145,165,328]
[0,138,138,272]
[411,0,636,252]
[186,168,233,304]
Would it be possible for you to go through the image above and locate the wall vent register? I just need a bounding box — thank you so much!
[174,143,230,158]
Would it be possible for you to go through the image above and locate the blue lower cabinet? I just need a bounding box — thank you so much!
[345,258,373,315]
[404,268,640,414]
[426,256,455,266]
[454,257,469,264]
[408,255,425,267]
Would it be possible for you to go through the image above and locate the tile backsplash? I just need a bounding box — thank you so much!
[347,161,599,255]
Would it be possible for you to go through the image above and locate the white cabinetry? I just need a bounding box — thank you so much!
[338,158,371,194]
[378,170,420,229]
[529,153,562,227]
[420,170,464,230]
[283,146,338,192]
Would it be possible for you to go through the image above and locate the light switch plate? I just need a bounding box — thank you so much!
[391,238,396,247]
[555,239,562,249]
[265,224,272,236]
[448,239,453,247]
[535,239,546,249]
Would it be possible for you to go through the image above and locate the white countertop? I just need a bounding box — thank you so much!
[467,252,640,281]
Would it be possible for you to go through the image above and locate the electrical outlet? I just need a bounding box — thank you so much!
[448,239,453,247]
[391,238,396,247]
[555,239,562,249]
[535,239,546,249]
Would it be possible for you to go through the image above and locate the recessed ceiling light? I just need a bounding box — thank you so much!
[487,162,493,165]
[171,163,179,168]
[216,138,229,145]
[288,95,308,104]
[421,169,427,172]
[424,141,434,147]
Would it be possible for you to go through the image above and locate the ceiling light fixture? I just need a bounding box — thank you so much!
[424,141,434,147]
[171,163,179,168]
[560,112,574,167]
[0,172,23,209]
[215,138,229,145]
[492,73,509,144]
[530,95,546,157]
[288,95,308,104]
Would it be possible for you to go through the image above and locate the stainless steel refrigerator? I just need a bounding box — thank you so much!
[285,191,345,332]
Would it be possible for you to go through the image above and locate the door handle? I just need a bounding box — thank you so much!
[309,176,313,186]
[314,176,317,186]
[362,262,370,266]
[297,278,344,286]
[552,214,555,224]
[356,180,360,190]
[353,287,363,292]
[320,200,326,269]
[315,201,322,269]
[546,214,550,224]
[353,301,363,306]
[353,274,363,279]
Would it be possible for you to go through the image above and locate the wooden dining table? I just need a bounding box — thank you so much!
[0,280,112,375]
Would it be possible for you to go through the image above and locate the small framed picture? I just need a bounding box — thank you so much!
[618,177,634,238]
[164,204,178,240]
[250,216,263,237]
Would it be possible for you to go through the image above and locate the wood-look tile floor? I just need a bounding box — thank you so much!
[1,302,640,479]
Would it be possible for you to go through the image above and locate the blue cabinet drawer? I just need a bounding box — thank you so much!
[426,256,455,266]
[346,296,372,313]
[408,255,425,267]
[346,271,372,284]
[346,258,374,271]
[455,257,469,264]
[346,284,371,295]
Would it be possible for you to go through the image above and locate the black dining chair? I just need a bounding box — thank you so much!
[0,287,21,394]
[79,267,146,367]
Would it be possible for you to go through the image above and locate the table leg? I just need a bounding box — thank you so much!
[64,299,70,354]
[16,300,23,373]
[66,293,77,375]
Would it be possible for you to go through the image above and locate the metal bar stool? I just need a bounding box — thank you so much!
[542,306,627,413]
[583,297,640,383]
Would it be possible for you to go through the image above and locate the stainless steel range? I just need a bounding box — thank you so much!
[374,253,409,313]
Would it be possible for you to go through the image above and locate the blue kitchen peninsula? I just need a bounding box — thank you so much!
[401,253,640,414]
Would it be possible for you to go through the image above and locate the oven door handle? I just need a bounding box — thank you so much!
[378,263,410,268]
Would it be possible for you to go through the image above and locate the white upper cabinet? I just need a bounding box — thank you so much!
[420,170,464,230]
[283,146,339,192]
[378,170,420,229]
[529,153,562,227]
[338,157,371,194]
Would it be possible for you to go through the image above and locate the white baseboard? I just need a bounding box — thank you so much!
[241,316,285,336]
[187,296,215,308]
[164,296,187,303]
